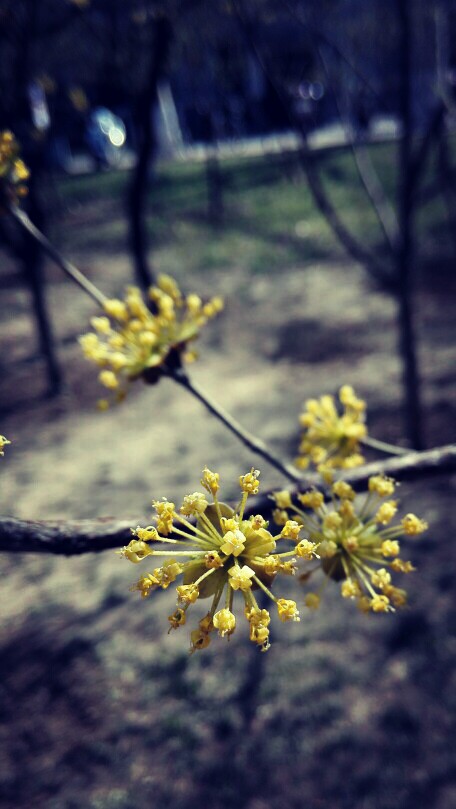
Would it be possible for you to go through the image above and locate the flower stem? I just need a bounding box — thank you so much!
[361,435,409,456]
[9,205,107,307]
[170,369,302,484]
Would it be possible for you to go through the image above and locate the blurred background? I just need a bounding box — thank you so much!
[1,2,456,808]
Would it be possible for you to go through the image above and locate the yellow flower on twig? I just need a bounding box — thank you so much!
[0,435,10,456]
[296,385,367,479]
[121,467,304,653]
[0,131,29,209]
[79,275,223,405]
[272,475,427,613]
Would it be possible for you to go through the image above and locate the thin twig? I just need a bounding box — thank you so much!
[361,435,409,456]
[1,444,454,555]
[9,205,107,307]
[169,369,301,483]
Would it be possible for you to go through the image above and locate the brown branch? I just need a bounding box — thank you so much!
[1,445,454,556]
[0,517,133,555]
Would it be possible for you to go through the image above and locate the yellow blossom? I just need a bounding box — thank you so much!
[201,467,220,495]
[276,474,426,615]
[119,539,154,563]
[0,435,10,456]
[296,386,366,472]
[220,530,246,556]
[341,580,361,599]
[370,594,391,613]
[368,475,396,497]
[239,468,261,494]
[213,609,236,637]
[295,539,319,559]
[152,499,175,535]
[273,490,293,509]
[381,540,400,557]
[79,276,223,402]
[276,599,300,622]
[124,467,309,652]
[180,492,208,516]
[401,514,428,535]
[375,501,398,525]
[280,520,301,541]
[0,131,29,207]
[228,564,255,591]
[177,584,200,604]
[332,481,356,500]
[298,490,324,510]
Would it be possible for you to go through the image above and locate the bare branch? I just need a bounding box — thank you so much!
[8,206,107,307]
[287,1,400,255]
[0,517,133,555]
[1,445,454,556]
[232,0,392,285]
[169,369,301,483]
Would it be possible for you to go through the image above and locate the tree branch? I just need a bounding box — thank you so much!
[1,444,454,555]
[232,0,392,285]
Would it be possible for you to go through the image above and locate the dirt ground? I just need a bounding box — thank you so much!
[0,245,455,809]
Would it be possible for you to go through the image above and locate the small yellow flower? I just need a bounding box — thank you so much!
[296,386,366,472]
[298,490,325,510]
[280,520,301,541]
[332,481,356,500]
[204,550,223,569]
[276,474,426,615]
[228,564,255,591]
[201,467,220,495]
[370,594,391,613]
[124,468,310,653]
[0,435,11,456]
[80,276,223,403]
[375,501,398,525]
[0,131,29,207]
[120,539,154,563]
[276,599,300,622]
[180,492,208,516]
[220,530,246,557]
[213,609,236,637]
[239,468,261,494]
[295,539,318,559]
[152,499,175,535]
[368,475,396,497]
[341,580,361,599]
[381,540,400,557]
[176,584,200,604]
[401,514,428,535]
[273,490,293,509]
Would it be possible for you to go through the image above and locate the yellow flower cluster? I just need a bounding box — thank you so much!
[79,275,223,406]
[121,467,304,653]
[0,435,10,456]
[0,131,29,208]
[296,385,366,479]
[272,476,427,613]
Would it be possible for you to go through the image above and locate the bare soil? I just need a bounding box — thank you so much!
[0,247,455,809]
